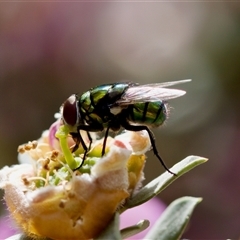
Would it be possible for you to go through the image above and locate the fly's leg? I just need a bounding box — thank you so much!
[72,130,92,154]
[70,131,89,170]
[70,132,88,153]
[101,119,121,156]
[102,126,110,157]
[86,131,93,151]
[121,121,176,176]
[73,124,103,170]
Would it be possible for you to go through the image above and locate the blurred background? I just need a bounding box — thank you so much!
[0,2,240,239]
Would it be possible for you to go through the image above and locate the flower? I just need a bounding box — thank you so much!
[0,197,166,239]
[0,121,152,239]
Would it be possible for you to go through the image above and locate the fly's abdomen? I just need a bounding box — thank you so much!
[128,101,167,126]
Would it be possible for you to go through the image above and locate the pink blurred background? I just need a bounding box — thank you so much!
[0,2,240,239]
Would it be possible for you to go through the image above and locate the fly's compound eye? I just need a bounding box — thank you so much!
[62,94,79,126]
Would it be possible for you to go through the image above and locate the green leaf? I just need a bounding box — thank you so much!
[124,155,207,209]
[120,219,150,239]
[144,196,202,240]
[95,212,122,240]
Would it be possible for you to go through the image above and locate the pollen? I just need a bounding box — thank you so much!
[17,145,25,153]
[50,150,59,160]
[18,141,39,153]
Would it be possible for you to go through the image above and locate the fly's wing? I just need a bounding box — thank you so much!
[116,79,191,105]
[141,79,191,88]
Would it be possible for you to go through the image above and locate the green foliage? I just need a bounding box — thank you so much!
[144,197,202,240]
[123,155,207,210]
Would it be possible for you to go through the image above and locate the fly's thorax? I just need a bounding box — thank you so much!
[90,83,129,104]
[79,83,129,126]
[80,91,94,114]
[80,83,129,110]
[127,101,167,126]
[79,90,105,125]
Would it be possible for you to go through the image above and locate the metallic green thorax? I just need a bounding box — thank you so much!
[79,83,167,129]
[79,83,130,127]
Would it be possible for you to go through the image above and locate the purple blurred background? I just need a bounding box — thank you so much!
[0,2,240,239]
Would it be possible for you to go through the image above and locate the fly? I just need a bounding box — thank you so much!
[61,79,191,175]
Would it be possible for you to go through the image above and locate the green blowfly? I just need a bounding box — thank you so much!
[61,79,191,175]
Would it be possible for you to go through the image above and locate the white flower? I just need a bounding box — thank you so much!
[0,125,150,239]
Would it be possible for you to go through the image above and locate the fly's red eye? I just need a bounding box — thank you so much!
[62,95,78,126]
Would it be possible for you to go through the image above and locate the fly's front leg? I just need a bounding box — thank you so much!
[70,132,88,153]
[121,120,176,176]
[73,124,104,170]
[70,131,89,170]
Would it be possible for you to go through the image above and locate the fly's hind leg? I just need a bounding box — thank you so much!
[121,121,176,176]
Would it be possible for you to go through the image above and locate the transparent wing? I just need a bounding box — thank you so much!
[116,79,191,105]
[139,79,191,88]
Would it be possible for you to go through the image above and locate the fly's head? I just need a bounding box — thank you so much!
[61,94,81,130]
